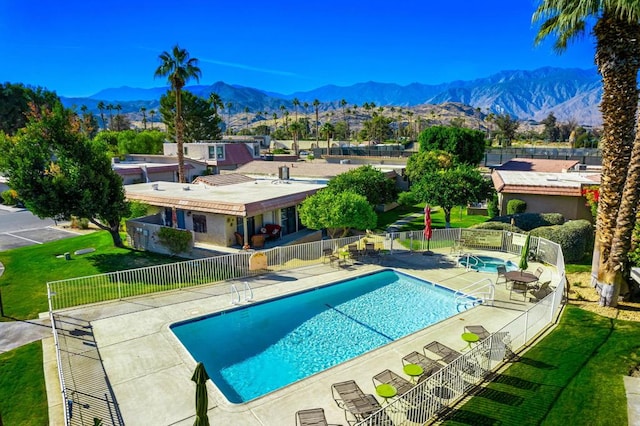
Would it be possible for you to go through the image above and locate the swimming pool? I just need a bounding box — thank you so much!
[170,269,475,403]
[458,255,518,273]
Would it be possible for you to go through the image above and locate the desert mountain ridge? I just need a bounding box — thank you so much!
[60,66,603,126]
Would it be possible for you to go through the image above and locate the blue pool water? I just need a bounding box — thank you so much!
[170,269,473,403]
[458,255,518,273]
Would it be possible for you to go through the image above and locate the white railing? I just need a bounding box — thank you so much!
[454,277,495,311]
[354,257,566,426]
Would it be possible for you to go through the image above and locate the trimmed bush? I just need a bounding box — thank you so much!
[530,220,593,262]
[490,213,565,231]
[507,199,527,215]
[487,194,499,218]
[471,221,523,233]
[157,227,192,255]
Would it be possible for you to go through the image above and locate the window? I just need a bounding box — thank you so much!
[193,214,207,233]
[216,146,224,159]
[208,146,216,159]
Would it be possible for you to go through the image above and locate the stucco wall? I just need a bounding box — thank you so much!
[499,193,592,222]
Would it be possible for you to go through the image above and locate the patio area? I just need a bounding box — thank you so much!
[43,246,560,425]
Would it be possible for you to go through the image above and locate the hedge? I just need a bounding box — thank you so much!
[507,199,527,215]
[471,221,523,233]
[490,213,565,232]
[530,219,593,262]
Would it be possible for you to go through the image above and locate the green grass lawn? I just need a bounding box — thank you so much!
[0,342,48,425]
[442,304,640,425]
[0,232,181,320]
[375,204,490,232]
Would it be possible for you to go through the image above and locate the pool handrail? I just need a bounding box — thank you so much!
[454,277,495,309]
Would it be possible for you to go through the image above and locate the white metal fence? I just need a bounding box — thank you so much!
[47,229,565,426]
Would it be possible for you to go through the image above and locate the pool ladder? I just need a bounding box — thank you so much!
[459,253,487,271]
[231,281,254,305]
[454,277,495,311]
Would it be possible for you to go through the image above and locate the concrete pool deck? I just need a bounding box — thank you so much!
[43,249,556,425]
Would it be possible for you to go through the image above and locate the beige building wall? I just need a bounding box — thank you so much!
[499,193,593,222]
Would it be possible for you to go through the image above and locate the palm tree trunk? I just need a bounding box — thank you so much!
[175,88,186,183]
[593,14,640,306]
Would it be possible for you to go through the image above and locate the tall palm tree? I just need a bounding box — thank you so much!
[97,101,106,130]
[244,106,250,132]
[534,1,640,305]
[209,93,223,117]
[320,122,335,156]
[149,109,156,130]
[313,99,320,143]
[292,97,300,123]
[272,112,278,134]
[154,44,201,183]
[225,102,233,135]
[107,104,114,129]
[140,106,147,130]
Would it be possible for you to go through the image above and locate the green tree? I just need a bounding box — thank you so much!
[117,129,165,155]
[492,114,519,147]
[406,165,493,227]
[79,105,99,139]
[534,0,640,306]
[360,115,393,142]
[0,104,129,247]
[326,165,397,207]
[154,44,202,183]
[93,130,120,157]
[289,121,304,155]
[417,125,486,165]
[541,112,560,142]
[0,83,59,135]
[159,90,222,142]
[405,150,457,182]
[110,114,131,131]
[299,189,377,238]
[140,106,147,130]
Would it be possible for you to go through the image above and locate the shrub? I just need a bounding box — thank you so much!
[471,221,523,233]
[487,194,499,218]
[157,227,192,255]
[490,213,565,231]
[507,199,527,215]
[1,189,19,206]
[70,216,90,229]
[530,220,593,262]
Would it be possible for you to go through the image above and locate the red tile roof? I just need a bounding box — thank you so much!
[495,158,580,173]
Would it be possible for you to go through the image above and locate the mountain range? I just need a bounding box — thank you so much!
[60,67,603,126]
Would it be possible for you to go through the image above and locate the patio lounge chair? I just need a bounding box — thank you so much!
[509,281,529,301]
[347,244,361,262]
[296,408,329,426]
[423,341,462,364]
[464,325,491,341]
[484,331,515,362]
[373,369,414,397]
[402,351,443,377]
[331,380,381,424]
[323,248,340,267]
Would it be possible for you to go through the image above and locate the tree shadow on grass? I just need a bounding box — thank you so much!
[86,251,180,274]
[488,373,541,391]
[439,407,502,425]
[469,387,525,406]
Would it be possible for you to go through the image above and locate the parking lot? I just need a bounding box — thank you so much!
[0,206,79,251]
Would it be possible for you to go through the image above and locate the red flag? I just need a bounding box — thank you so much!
[424,205,432,240]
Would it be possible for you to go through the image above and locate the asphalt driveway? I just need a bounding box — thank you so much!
[0,206,79,251]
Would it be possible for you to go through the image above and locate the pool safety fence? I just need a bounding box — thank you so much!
[355,274,565,426]
[47,229,554,312]
[48,229,565,426]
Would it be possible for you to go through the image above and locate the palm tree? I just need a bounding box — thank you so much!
[290,121,304,156]
[534,1,640,305]
[313,99,320,143]
[149,109,156,130]
[292,97,300,123]
[225,102,233,135]
[115,104,122,121]
[107,104,114,129]
[140,106,147,130]
[97,101,106,130]
[272,112,278,134]
[320,122,335,156]
[244,106,250,132]
[154,44,202,183]
[209,93,223,117]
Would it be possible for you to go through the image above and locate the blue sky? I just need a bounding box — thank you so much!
[1,0,596,98]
